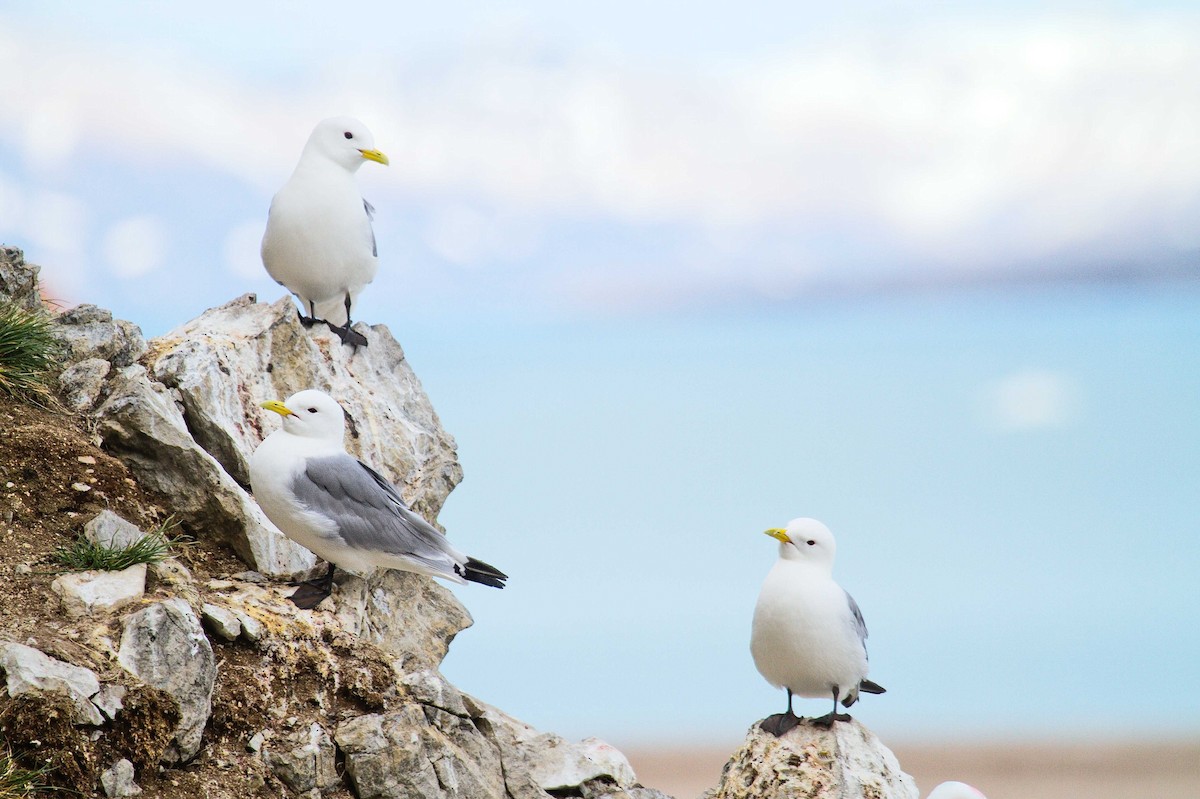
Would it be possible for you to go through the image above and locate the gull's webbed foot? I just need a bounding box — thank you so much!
[328,322,368,348]
[807,712,853,729]
[760,712,803,736]
[288,583,332,609]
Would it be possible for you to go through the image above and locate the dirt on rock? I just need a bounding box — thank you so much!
[0,395,397,797]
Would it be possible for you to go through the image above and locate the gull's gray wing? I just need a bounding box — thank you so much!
[846,590,869,646]
[363,199,377,257]
[292,453,456,574]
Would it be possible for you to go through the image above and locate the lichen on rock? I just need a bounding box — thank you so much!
[703,719,918,799]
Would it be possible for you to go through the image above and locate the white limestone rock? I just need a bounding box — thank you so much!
[51,563,147,617]
[83,510,146,549]
[59,357,112,412]
[93,683,127,721]
[0,246,43,312]
[332,571,473,669]
[262,722,340,794]
[117,598,216,762]
[478,701,638,794]
[336,706,507,799]
[146,293,462,522]
[0,641,104,725]
[100,758,142,797]
[702,720,918,799]
[54,304,147,369]
[200,602,242,641]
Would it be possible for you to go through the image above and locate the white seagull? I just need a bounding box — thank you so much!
[927,782,987,799]
[261,116,389,348]
[250,389,507,608]
[750,517,884,735]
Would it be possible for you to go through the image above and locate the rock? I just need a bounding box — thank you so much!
[247,730,266,752]
[100,758,142,797]
[0,641,103,725]
[479,702,637,794]
[702,720,918,799]
[0,246,43,312]
[332,694,645,799]
[54,304,147,369]
[146,293,461,521]
[531,738,638,792]
[582,784,674,799]
[117,599,216,762]
[59,357,112,412]
[401,669,470,717]
[200,603,242,641]
[262,722,339,794]
[93,683,127,720]
[83,510,146,549]
[232,609,264,642]
[51,563,147,617]
[95,364,315,578]
[336,706,507,799]
[333,571,473,668]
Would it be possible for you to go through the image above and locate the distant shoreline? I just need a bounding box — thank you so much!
[622,737,1200,799]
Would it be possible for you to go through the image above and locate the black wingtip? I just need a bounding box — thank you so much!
[462,556,508,589]
[859,679,887,695]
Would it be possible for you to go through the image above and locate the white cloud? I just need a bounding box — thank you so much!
[21,189,90,298]
[222,219,268,281]
[0,170,23,232]
[984,369,1079,431]
[1,11,1198,307]
[102,215,167,278]
[424,204,541,268]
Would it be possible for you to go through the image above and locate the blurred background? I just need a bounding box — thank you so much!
[2,2,1198,796]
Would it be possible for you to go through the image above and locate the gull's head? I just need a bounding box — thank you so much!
[927,782,987,799]
[303,116,389,172]
[260,389,346,441]
[764,517,836,566]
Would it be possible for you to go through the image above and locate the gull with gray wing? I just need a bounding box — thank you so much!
[250,389,507,608]
[750,517,884,735]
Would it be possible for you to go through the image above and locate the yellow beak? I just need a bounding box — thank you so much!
[359,148,389,166]
[260,400,294,417]
[764,528,791,544]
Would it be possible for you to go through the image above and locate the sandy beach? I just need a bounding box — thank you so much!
[624,738,1200,799]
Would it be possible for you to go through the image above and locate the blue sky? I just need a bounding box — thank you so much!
[1,2,1198,748]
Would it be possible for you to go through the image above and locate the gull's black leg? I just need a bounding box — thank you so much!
[329,291,368,348]
[289,563,336,609]
[760,688,803,736]
[297,298,331,329]
[809,686,853,728]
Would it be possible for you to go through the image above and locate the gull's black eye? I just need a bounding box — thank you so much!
[806,539,816,546]
[344,131,353,139]
[307,407,318,414]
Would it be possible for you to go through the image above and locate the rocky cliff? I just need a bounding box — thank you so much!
[0,245,919,799]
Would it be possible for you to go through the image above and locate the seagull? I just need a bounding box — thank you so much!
[928,782,987,799]
[750,518,884,735]
[249,389,507,608]
[261,117,389,348]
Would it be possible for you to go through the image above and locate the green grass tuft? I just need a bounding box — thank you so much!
[0,748,54,797]
[51,517,186,572]
[0,301,61,405]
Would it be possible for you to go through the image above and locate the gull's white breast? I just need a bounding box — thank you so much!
[261,165,378,320]
[249,429,346,564]
[750,559,868,701]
